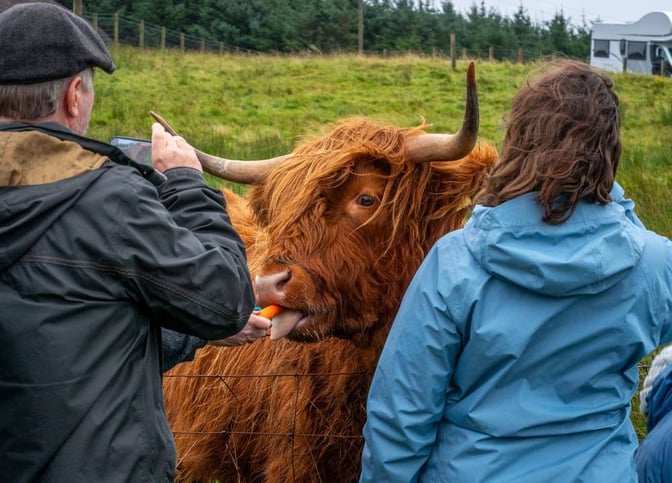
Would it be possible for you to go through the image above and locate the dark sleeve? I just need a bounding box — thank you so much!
[646,365,672,431]
[161,328,207,373]
[157,168,246,250]
[117,167,255,340]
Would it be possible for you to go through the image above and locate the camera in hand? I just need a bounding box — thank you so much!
[111,136,152,165]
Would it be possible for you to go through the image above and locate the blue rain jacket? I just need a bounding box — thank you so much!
[635,363,672,482]
[361,183,672,482]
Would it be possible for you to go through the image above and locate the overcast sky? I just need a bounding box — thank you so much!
[437,0,671,25]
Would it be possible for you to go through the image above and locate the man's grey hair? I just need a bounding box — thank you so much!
[0,68,94,120]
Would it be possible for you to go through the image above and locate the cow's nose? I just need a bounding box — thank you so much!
[255,269,291,303]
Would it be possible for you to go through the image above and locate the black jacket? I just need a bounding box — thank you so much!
[0,123,255,482]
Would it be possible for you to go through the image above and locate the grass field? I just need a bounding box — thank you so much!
[89,46,672,439]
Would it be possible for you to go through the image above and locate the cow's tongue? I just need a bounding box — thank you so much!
[269,310,305,340]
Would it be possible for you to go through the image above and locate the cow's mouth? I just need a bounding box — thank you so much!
[269,309,306,340]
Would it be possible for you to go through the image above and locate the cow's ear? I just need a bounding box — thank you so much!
[254,208,269,227]
[255,211,268,228]
[248,194,270,227]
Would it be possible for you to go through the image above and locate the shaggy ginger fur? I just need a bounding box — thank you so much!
[163,118,498,482]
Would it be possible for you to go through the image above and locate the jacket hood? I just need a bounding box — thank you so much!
[0,134,107,269]
[0,123,165,271]
[464,190,646,297]
[0,171,111,270]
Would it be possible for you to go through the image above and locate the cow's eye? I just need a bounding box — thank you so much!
[357,194,376,207]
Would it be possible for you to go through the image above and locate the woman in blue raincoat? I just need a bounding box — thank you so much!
[360,59,672,482]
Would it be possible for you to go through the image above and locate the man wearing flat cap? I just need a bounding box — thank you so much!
[0,3,268,482]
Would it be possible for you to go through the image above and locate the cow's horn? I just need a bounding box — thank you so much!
[150,111,288,185]
[406,61,479,163]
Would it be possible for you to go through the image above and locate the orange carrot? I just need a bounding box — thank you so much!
[257,304,284,319]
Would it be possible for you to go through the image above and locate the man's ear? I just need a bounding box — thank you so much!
[63,75,83,118]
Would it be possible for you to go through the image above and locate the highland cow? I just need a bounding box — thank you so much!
[156,62,498,482]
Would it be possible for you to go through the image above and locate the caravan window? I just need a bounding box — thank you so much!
[593,40,609,58]
[627,41,647,60]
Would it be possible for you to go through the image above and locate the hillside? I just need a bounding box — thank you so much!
[91,46,672,235]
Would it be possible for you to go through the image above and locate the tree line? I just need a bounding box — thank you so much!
[57,0,593,61]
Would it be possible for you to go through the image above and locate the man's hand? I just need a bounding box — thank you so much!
[151,122,202,173]
[208,313,271,347]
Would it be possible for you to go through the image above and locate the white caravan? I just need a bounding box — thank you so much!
[590,11,672,76]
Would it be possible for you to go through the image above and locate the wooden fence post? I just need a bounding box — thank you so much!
[180,33,185,53]
[114,12,119,45]
[462,48,468,61]
[517,48,524,64]
[139,20,144,48]
[450,33,456,69]
[358,0,364,55]
[489,47,494,62]
[160,27,166,50]
[92,13,97,30]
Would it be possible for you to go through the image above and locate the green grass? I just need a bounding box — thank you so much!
[89,46,672,439]
[92,48,672,231]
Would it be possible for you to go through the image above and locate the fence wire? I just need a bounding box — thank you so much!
[85,13,259,54]
[83,12,555,62]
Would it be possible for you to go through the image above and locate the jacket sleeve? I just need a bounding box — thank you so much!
[116,167,255,340]
[645,364,672,431]
[161,328,207,373]
[635,365,672,482]
[360,245,461,483]
[640,345,672,415]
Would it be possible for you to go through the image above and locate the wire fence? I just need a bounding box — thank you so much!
[85,12,259,54]
[164,363,652,446]
[83,12,558,63]
[166,370,367,441]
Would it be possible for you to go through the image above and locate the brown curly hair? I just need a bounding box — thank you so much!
[476,59,621,224]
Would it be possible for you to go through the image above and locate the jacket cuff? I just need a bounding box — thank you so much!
[161,328,207,373]
[162,166,205,182]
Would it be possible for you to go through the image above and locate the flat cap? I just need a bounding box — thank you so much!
[0,2,116,84]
